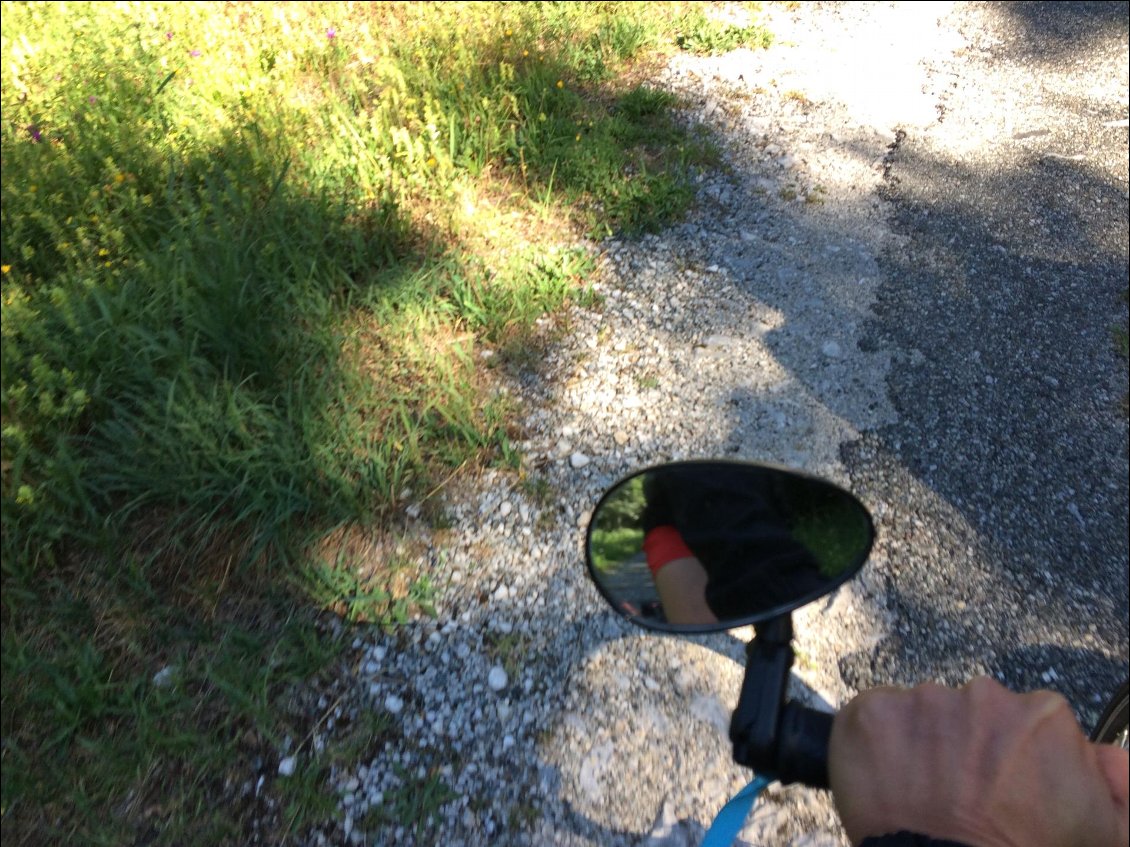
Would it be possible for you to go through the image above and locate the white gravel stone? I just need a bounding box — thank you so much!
[152,665,175,688]
[488,666,508,692]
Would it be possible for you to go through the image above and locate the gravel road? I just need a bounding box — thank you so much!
[295,4,1129,845]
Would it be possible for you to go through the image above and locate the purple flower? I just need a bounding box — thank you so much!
[166,31,174,40]
[189,49,201,58]
[326,27,336,40]
[88,95,97,104]
[27,125,42,143]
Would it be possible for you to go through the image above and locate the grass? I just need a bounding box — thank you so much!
[484,630,534,678]
[674,9,773,54]
[363,765,459,839]
[0,2,775,843]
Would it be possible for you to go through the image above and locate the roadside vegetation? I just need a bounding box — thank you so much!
[0,2,774,843]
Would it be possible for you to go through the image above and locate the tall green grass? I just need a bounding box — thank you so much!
[1,2,774,842]
[1,2,762,570]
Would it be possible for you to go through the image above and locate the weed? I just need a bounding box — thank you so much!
[518,473,555,508]
[278,711,395,837]
[675,11,773,55]
[485,631,533,677]
[783,89,813,108]
[298,547,438,629]
[371,766,458,836]
[508,801,540,832]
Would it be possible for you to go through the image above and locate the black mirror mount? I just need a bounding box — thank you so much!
[731,615,795,775]
[730,613,834,788]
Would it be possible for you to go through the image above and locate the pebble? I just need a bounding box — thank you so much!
[488,666,508,692]
[152,666,175,688]
[384,694,404,714]
[278,756,297,777]
[569,451,591,468]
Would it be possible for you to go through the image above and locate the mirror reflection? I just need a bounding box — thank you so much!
[586,462,874,632]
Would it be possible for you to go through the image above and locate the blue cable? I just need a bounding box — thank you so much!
[701,773,773,847]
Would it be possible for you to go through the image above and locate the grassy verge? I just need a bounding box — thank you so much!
[1,2,773,843]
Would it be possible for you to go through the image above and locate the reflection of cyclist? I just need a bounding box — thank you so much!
[641,466,828,623]
[640,525,716,625]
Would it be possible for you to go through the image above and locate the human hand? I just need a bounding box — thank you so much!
[828,676,1129,847]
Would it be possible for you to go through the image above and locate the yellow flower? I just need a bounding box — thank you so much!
[522,50,529,57]
[504,28,512,37]
[426,156,437,168]
[114,172,125,184]
[1,265,10,274]
[575,133,581,141]
[556,80,564,89]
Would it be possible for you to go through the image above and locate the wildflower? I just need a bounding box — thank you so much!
[114,173,125,184]
[326,27,336,39]
[1,265,10,274]
[426,156,437,168]
[575,133,581,141]
[88,95,97,103]
[27,125,42,143]
[189,49,201,58]
[504,28,512,38]
[522,50,529,58]
[556,80,564,89]
[166,31,174,40]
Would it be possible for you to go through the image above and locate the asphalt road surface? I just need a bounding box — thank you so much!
[842,1,1129,720]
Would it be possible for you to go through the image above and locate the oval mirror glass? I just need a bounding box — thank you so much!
[585,461,875,633]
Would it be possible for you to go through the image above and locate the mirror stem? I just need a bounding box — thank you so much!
[730,615,794,774]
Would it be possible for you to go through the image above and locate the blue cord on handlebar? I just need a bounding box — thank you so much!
[701,773,773,847]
